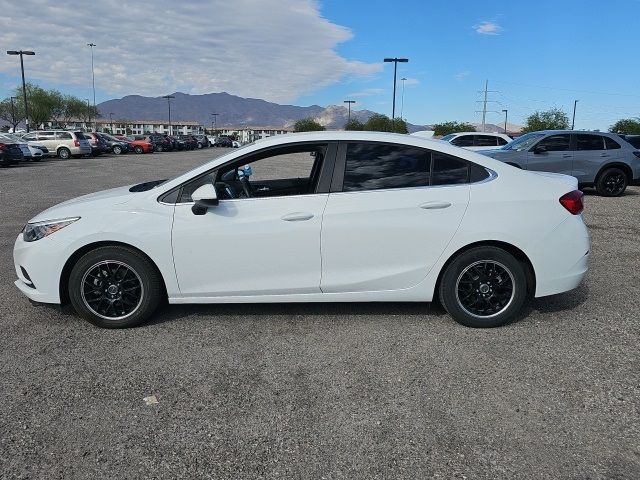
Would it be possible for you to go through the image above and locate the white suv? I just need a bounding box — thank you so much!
[441,132,512,151]
[21,130,91,159]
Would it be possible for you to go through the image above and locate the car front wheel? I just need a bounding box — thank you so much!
[58,147,71,160]
[68,246,162,328]
[439,246,527,328]
[113,145,122,155]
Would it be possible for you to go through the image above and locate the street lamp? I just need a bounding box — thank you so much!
[572,100,579,130]
[86,99,91,130]
[343,100,355,122]
[400,77,407,119]
[383,57,408,119]
[502,109,508,134]
[9,96,18,131]
[210,113,219,135]
[109,113,114,134]
[162,95,175,135]
[87,43,96,129]
[6,50,35,132]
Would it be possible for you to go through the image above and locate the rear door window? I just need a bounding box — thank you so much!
[56,132,72,140]
[431,153,469,185]
[576,134,605,151]
[496,137,509,146]
[604,137,621,149]
[474,135,499,147]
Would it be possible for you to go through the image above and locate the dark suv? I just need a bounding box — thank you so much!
[480,130,640,196]
[83,132,109,156]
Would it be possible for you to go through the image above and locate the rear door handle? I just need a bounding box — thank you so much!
[419,201,451,210]
[281,212,314,221]
[600,153,609,157]
[562,154,572,158]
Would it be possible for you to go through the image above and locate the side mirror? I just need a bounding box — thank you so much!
[191,184,218,215]
[533,144,547,154]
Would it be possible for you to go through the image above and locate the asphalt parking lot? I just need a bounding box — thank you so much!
[1,149,639,479]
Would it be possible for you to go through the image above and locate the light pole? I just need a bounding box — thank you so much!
[87,43,96,129]
[344,100,355,122]
[6,50,35,132]
[502,109,508,134]
[572,100,579,130]
[210,113,219,135]
[162,95,175,135]
[9,96,18,131]
[383,57,409,120]
[86,99,91,130]
[109,113,114,134]
[400,77,407,119]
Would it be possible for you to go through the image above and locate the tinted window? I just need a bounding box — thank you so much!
[537,134,571,152]
[604,137,622,149]
[56,132,72,140]
[343,143,430,192]
[474,135,498,147]
[432,153,469,185]
[576,134,604,151]
[496,137,509,145]
[451,135,474,147]
[22,133,37,141]
[624,136,640,148]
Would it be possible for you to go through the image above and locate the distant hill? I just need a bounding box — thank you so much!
[96,91,429,132]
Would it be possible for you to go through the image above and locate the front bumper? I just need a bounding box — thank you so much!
[13,233,65,304]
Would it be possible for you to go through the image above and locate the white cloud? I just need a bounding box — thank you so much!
[401,78,420,86]
[0,0,381,102]
[454,71,471,81]
[473,21,501,35]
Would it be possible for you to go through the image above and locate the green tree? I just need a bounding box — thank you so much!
[363,113,391,132]
[432,121,476,136]
[390,117,408,134]
[344,118,364,130]
[521,108,569,133]
[294,118,325,132]
[0,98,25,132]
[609,118,640,135]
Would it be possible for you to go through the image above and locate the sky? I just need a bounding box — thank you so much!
[1,0,639,130]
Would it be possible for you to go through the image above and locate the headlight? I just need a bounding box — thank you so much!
[22,217,80,242]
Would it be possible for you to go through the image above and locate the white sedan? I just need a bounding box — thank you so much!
[440,132,512,151]
[13,131,589,328]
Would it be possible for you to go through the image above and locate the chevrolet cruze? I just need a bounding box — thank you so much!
[14,132,590,328]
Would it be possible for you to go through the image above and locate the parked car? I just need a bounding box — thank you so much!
[441,132,512,151]
[213,136,233,147]
[21,130,91,159]
[117,135,154,154]
[232,140,241,148]
[0,133,40,161]
[618,134,640,149]
[479,130,640,196]
[82,132,109,156]
[13,131,589,329]
[178,135,198,150]
[98,133,130,155]
[148,134,174,152]
[194,134,210,149]
[0,139,25,166]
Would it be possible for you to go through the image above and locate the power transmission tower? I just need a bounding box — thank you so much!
[475,79,500,132]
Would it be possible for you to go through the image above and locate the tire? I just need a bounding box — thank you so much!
[439,246,528,328]
[197,142,203,149]
[134,145,144,154]
[112,145,122,155]
[156,145,163,152]
[58,147,71,160]
[596,167,627,197]
[68,246,162,328]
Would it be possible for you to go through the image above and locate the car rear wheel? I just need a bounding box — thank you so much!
[58,147,71,160]
[134,145,144,154]
[439,246,527,328]
[113,145,122,155]
[596,167,627,197]
[68,246,162,328]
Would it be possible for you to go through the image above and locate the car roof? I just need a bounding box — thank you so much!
[449,131,508,137]
[535,129,616,136]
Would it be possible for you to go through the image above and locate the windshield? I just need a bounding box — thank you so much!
[501,132,544,151]
[441,134,456,142]
[0,134,23,143]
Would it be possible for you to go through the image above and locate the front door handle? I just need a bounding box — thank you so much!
[282,212,314,222]
[419,201,451,210]
[562,154,572,158]
[599,153,609,157]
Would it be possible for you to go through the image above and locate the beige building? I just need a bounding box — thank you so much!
[217,126,293,144]
[45,119,204,135]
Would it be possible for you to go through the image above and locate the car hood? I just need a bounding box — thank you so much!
[476,149,509,157]
[29,185,137,223]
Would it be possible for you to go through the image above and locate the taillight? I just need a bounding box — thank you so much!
[0,143,6,151]
[74,139,80,147]
[559,190,584,215]
[633,151,640,159]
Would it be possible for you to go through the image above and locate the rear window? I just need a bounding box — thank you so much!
[624,136,640,149]
[57,132,72,140]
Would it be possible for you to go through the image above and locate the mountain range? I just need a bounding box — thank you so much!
[96,91,521,133]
